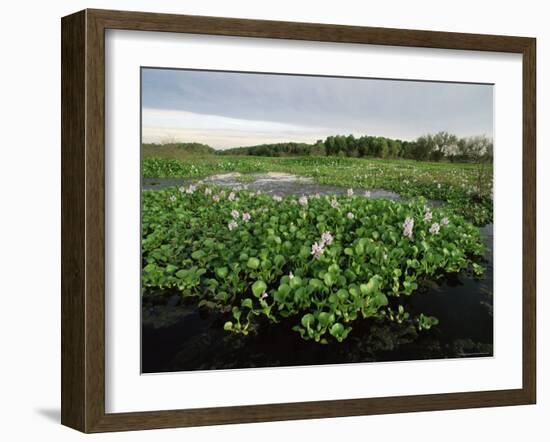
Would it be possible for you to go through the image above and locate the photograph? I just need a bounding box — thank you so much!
[140,68,494,373]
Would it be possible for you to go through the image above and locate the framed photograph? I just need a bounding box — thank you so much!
[61,9,536,433]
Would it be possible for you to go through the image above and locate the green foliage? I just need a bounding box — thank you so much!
[142,185,486,343]
[142,155,493,225]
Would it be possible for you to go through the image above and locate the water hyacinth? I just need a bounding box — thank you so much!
[311,241,325,259]
[347,188,354,197]
[272,195,282,202]
[429,222,440,235]
[288,271,294,279]
[298,195,308,206]
[441,217,450,225]
[228,191,236,201]
[321,231,334,246]
[231,209,240,219]
[364,190,371,198]
[186,184,197,194]
[424,209,433,222]
[403,217,414,238]
[228,220,238,231]
[260,292,268,300]
[212,195,220,203]
[169,195,177,202]
[330,198,338,209]
[347,212,354,220]
[204,187,212,196]
[242,212,251,222]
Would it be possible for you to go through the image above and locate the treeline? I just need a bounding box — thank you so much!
[142,142,216,155]
[219,131,493,162]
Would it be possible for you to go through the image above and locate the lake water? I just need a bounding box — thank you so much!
[141,173,493,373]
[143,172,402,200]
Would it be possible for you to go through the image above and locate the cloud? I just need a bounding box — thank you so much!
[142,68,493,149]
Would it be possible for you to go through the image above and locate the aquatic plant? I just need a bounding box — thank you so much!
[142,185,485,343]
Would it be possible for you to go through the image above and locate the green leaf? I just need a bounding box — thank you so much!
[301,313,315,329]
[247,257,260,269]
[215,267,228,278]
[241,298,253,309]
[252,280,267,297]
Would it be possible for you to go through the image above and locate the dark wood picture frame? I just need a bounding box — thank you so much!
[61,8,536,433]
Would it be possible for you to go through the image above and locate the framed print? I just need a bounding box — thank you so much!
[61,9,536,433]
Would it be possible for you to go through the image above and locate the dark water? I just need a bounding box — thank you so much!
[142,209,493,373]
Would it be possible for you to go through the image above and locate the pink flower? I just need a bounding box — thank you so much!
[169,195,177,202]
[424,210,433,222]
[311,241,325,259]
[429,222,440,235]
[242,212,251,222]
[273,195,282,202]
[364,190,371,198]
[231,209,240,219]
[403,217,414,238]
[261,292,268,300]
[330,198,338,209]
[204,188,212,195]
[228,192,236,201]
[347,188,354,196]
[347,212,354,220]
[321,231,334,245]
[212,195,220,203]
[298,195,308,206]
[441,217,449,225]
[228,220,238,231]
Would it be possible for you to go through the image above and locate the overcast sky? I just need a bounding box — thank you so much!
[142,68,493,150]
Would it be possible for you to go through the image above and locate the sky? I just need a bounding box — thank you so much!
[141,68,493,150]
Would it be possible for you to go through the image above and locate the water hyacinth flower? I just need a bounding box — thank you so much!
[437,183,442,189]
[169,195,177,202]
[178,186,186,193]
[204,187,212,195]
[298,195,308,206]
[231,209,240,219]
[288,271,294,279]
[311,241,325,259]
[228,191,236,201]
[429,222,440,235]
[347,188,354,197]
[212,195,220,203]
[242,212,251,222]
[314,193,321,199]
[347,212,354,220]
[403,217,414,238]
[186,184,197,194]
[321,231,334,246]
[424,209,433,222]
[228,220,238,231]
[364,190,371,198]
[330,198,338,209]
[261,292,268,300]
[273,195,282,202]
[441,217,450,225]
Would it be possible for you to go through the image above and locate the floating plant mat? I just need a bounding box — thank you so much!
[141,183,492,372]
